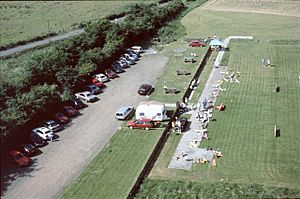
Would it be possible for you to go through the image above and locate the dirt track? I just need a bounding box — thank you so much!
[1,49,168,199]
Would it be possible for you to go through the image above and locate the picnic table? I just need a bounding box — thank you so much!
[176,70,191,75]
[163,85,177,94]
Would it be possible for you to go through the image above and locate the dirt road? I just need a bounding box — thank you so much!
[1,49,168,199]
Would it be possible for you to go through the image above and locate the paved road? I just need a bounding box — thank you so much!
[0,29,85,57]
[1,49,168,199]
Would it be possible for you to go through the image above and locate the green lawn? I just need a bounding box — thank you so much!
[150,41,300,190]
[150,42,212,104]
[182,9,300,40]
[60,126,163,199]
[0,1,153,46]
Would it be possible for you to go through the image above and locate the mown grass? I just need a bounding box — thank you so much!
[181,9,300,40]
[60,126,163,199]
[150,42,209,104]
[136,179,300,199]
[149,41,300,191]
[0,1,153,46]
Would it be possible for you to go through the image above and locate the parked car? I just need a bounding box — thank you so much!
[93,73,109,83]
[131,46,144,53]
[63,105,79,117]
[189,40,206,47]
[115,106,135,120]
[9,150,31,167]
[124,53,138,61]
[105,69,118,79]
[128,51,140,59]
[138,84,153,95]
[112,63,125,73]
[125,48,141,57]
[75,91,97,102]
[117,60,129,68]
[86,84,101,95]
[120,56,135,65]
[32,127,54,141]
[127,119,154,130]
[44,120,60,132]
[67,98,86,109]
[30,133,47,147]
[22,143,37,156]
[91,78,105,88]
[55,112,69,124]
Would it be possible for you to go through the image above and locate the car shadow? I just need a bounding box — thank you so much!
[1,156,40,197]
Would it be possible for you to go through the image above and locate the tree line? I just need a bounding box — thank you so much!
[0,0,185,142]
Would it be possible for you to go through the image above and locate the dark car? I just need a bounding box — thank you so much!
[67,98,86,109]
[127,119,154,130]
[105,69,118,79]
[22,143,37,156]
[63,106,79,117]
[86,84,102,95]
[30,133,47,147]
[111,63,125,73]
[44,120,61,132]
[138,84,153,95]
[55,112,69,124]
[9,150,31,167]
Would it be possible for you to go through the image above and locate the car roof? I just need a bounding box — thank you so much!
[45,120,56,124]
[33,127,50,132]
[82,91,92,94]
[141,84,151,87]
[116,106,133,112]
[135,118,153,122]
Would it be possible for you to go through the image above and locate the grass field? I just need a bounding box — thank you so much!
[150,41,300,189]
[0,1,153,46]
[202,0,300,17]
[60,125,163,199]
[144,1,300,197]
[181,9,300,40]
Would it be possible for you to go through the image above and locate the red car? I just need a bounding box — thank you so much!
[63,106,79,117]
[9,150,31,167]
[127,119,154,130]
[91,78,105,88]
[55,112,69,124]
[189,40,206,47]
[105,69,118,79]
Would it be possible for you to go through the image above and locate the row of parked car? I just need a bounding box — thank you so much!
[8,46,145,167]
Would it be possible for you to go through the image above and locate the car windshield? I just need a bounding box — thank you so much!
[86,93,92,97]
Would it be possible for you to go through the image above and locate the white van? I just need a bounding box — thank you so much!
[115,106,135,120]
[131,46,144,54]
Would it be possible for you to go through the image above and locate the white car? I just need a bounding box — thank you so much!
[93,73,109,83]
[131,46,144,53]
[124,53,138,61]
[115,106,135,120]
[75,91,97,102]
[32,127,54,141]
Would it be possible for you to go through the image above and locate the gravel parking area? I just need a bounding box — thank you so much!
[1,48,168,199]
